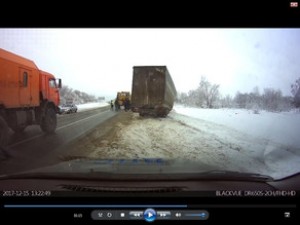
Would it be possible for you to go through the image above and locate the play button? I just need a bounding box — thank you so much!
[143,208,156,222]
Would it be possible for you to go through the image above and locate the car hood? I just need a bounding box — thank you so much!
[0,158,273,182]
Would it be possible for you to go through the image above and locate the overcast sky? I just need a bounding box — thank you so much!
[1,28,299,100]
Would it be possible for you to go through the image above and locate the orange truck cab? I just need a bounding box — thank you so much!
[0,48,62,147]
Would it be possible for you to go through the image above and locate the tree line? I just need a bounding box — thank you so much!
[176,76,300,112]
[59,85,102,105]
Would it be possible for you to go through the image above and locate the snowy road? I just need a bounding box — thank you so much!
[4,101,298,180]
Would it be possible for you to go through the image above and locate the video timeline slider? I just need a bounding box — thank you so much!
[91,209,209,221]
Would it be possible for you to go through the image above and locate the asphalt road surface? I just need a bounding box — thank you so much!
[0,105,117,174]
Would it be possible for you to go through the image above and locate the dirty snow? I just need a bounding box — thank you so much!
[87,105,300,180]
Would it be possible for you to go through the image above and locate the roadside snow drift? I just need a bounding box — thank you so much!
[76,102,109,112]
[86,105,300,179]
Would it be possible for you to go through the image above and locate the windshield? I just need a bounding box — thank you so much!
[0,28,300,182]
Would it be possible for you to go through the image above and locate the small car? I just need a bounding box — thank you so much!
[58,103,78,114]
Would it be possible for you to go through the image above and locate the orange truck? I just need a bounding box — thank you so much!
[0,48,62,147]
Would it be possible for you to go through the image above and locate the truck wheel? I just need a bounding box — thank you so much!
[0,116,9,147]
[40,107,57,133]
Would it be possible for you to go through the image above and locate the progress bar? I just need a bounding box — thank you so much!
[4,204,188,208]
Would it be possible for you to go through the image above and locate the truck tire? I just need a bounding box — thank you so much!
[40,106,57,133]
[0,116,9,147]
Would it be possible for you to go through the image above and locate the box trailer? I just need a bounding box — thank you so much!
[131,66,177,117]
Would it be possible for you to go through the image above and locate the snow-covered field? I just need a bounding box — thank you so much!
[171,105,300,179]
[173,105,300,149]
[80,102,300,180]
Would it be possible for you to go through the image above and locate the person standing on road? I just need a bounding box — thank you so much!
[114,99,119,111]
[124,98,130,111]
[110,100,114,111]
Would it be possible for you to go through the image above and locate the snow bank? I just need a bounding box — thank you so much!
[77,102,109,112]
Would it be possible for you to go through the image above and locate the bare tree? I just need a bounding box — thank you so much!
[262,88,282,111]
[176,92,189,105]
[220,94,233,108]
[246,86,261,110]
[234,91,248,108]
[198,76,220,108]
[176,76,220,108]
[291,78,300,107]
[291,78,300,96]
[188,89,203,107]
[59,85,72,97]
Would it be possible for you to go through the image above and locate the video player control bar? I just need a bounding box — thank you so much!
[91,209,209,221]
